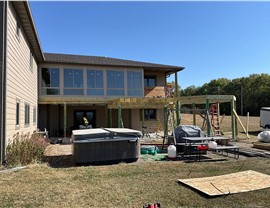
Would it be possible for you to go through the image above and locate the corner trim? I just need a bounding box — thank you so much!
[0,1,7,164]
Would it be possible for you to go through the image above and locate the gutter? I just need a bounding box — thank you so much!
[0,1,7,164]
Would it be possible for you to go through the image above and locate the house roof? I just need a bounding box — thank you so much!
[12,1,44,62]
[44,53,185,74]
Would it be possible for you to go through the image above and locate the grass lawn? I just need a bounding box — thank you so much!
[0,114,267,207]
[1,158,270,207]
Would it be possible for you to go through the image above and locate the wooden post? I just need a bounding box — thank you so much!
[118,105,122,128]
[162,105,168,150]
[63,103,67,138]
[108,108,112,128]
[246,112,250,139]
[231,99,236,141]
[164,105,168,137]
[141,108,145,127]
[193,103,196,125]
[206,99,210,136]
[175,71,181,126]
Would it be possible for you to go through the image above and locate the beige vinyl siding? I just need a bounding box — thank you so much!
[5,3,38,143]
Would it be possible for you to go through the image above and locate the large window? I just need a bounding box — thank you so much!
[87,70,104,95]
[64,68,83,95]
[127,71,143,96]
[144,76,156,87]
[41,68,60,95]
[107,70,124,96]
[25,104,30,125]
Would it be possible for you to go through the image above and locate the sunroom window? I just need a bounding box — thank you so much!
[41,68,60,95]
[127,71,143,96]
[107,70,124,96]
[64,68,83,95]
[87,69,104,96]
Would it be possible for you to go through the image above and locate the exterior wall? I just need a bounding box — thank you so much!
[5,3,38,142]
[130,109,164,133]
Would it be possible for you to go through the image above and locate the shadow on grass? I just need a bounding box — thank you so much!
[43,155,140,168]
[42,155,75,168]
[243,130,261,136]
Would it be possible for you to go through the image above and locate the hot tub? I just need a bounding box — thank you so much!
[71,128,141,164]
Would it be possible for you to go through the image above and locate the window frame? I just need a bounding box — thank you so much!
[16,100,20,128]
[33,107,36,124]
[127,71,143,97]
[106,70,125,96]
[87,69,104,96]
[63,68,84,95]
[141,109,157,121]
[24,103,30,126]
[144,76,156,87]
[41,67,60,95]
[30,51,33,71]
[16,18,21,40]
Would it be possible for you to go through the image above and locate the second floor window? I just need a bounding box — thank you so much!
[87,70,104,96]
[41,68,60,95]
[107,70,124,96]
[144,76,156,87]
[127,71,142,96]
[64,68,83,95]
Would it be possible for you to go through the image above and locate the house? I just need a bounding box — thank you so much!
[0,1,184,163]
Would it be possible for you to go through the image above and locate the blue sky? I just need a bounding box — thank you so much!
[29,1,270,89]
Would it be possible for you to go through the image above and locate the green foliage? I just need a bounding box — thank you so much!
[6,133,49,166]
[180,73,270,116]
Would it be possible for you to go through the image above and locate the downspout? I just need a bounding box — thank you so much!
[0,1,7,164]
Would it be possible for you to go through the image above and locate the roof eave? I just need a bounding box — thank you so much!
[12,1,44,63]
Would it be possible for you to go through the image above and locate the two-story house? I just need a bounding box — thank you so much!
[0,1,184,163]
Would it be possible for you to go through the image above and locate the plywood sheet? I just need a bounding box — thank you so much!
[178,170,270,196]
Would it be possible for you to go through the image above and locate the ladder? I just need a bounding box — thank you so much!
[210,103,221,136]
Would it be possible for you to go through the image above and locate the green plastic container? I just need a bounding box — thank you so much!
[141,146,157,155]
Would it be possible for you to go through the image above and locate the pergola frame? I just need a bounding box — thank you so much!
[107,94,237,140]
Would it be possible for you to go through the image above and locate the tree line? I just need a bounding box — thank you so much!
[178,73,270,116]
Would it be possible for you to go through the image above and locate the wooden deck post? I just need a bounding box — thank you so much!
[108,108,112,128]
[206,99,210,136]
[63,103,67,137]
[175,71,181,126]
[231,99,236,141]
[164,105,168,137]
[193,103,196,125]
[118,105,122,128]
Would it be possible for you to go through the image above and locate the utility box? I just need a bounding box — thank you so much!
[260,107,270,129]
[72,128,141,164]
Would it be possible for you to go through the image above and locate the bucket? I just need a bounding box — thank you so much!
[167,144,177,159]
[208,139,217,149]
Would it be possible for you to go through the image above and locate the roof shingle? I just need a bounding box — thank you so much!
[44,53,184,72]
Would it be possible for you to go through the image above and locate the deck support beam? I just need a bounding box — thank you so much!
[63,103,67,137]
